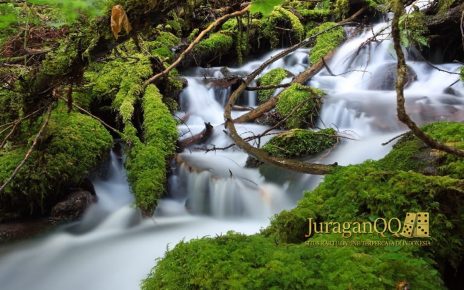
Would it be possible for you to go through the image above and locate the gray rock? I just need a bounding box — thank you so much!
[51,191,96,222]
[368,63,417,90]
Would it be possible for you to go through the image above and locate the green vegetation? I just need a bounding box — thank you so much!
[125,85,177,215]
[256,68,289,103]
[265,122,464,269]
[260,6,305,48]
[263,128,338,158]
[308,22,345,64]
[275,83,324,128]
[193,32,234,61]
[142,232,444,290]
[0,104,112,221]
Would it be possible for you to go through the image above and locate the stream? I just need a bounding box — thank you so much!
[0,20,462,290]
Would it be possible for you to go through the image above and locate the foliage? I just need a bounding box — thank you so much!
[399,10,428,48]
[256,68,288,103]
[0,104,112,220]
[275,83,324,129]
[263,128,338,158]
[142,232,444,290]
[308,22,345,64]
[125,85,177,214]
[250,0,284,17]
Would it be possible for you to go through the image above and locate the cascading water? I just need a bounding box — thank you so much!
[0,20,462,290]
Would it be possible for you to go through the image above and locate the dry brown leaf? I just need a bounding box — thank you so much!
[111,5,132,40]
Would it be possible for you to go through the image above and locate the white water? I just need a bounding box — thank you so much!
[0,20,463,290]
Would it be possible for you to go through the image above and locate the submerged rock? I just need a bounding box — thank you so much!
[367,63,417,90]
[50,190,97,223]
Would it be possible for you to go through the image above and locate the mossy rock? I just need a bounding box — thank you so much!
[263,128,338,158]
[256,68,290,103]
[308,22,345,64]
[265,122,464,271]
[0,104,112,220]
[142,232,444,290]
[193,32,234,63]
[379,122,464,178]
[275,83,324,129]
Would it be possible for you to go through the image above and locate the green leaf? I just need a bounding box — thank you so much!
[250,0,283,17]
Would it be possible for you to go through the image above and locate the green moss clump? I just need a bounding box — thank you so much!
[0,104,112,220]
[308,22,345,64]
[275,7,304,40]
[125,85,177,215]
[275,83,324,129]
[142,232,444,290]
[193,32,234,60]
[263,128,338,158]
[256,68,289,103]
[147,31,181,62]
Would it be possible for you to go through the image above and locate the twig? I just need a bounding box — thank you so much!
[381,132,408,146]
[245,83,291,91]
[0,105,52,194]
[143,5,251,87]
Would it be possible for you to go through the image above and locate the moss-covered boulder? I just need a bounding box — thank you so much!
[193,32,234,63]
[308,22,345,64]
[256,68,290,103]
[0,104,112,221]
[263,128,338,158]
[142,232,444,290]
[275,83,324,129]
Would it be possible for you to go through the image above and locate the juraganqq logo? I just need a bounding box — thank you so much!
[305,212,431,239]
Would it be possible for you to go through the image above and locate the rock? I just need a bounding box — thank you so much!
[368,63,417,90]
[50,191,97,223]
[245,156,264,168]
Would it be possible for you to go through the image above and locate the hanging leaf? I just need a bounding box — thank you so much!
[250,0,284,17]
[110,5,132,40]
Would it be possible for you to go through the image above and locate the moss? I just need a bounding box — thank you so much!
[0,104,112,220]
[264,123,464,269]
[334,0,350,19]
[125,85,177,214]
[256,68,289,103]
[147,31,181,62]
[263,128,338,158]
[308,22,345,64]
[193,32,234,61]
[142,232,444,290]
[379,122,464,178]
[187,28,199,42]
[275,83,324,129]
[260,6,305,48]
[275,7,304,40]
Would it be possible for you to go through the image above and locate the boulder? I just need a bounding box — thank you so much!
[51,191,96,222]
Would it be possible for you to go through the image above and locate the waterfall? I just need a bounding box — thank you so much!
[0,20,462,290]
